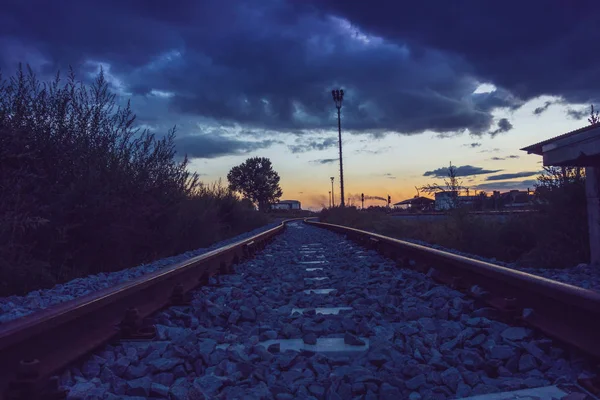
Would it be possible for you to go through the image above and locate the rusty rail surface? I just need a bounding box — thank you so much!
[306,220,600,359]
[0,220,296,400]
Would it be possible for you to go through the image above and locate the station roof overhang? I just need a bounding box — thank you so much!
[521,124,600,167]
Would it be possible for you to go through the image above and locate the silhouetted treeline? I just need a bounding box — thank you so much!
[0,66,266,296]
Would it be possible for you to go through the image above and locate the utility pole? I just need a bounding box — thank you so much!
[332,89,345,207]
[330,176,335,207]
[361,193,364,210]
[328,191,332,208]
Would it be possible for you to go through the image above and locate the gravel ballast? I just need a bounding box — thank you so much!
[59,222,596,400]
[393,237,600,293]
[0,222,281,324]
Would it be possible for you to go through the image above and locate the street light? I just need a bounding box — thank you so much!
[330,176,335,207]
[332,89,345,207]
[328,191,332,208]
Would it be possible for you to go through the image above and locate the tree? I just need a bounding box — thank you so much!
[227,157,283,211]
[420,162,466,209]
[589,105,600,125]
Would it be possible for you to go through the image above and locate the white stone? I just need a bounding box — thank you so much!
[303,289,336,294]
[291,307,352,315]
[258,338,369,354]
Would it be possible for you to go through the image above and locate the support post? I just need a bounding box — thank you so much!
[586,167,600,265]
[337,108,345,207]
[330,177,335,207]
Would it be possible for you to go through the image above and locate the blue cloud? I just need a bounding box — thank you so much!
[288,137,337,153]
[311,158,338,164]
[485,171,540,181]
[307,1,600,105]
[475,179,537,191]
[424,165,502,178]
[175,135,279,159]
[0,0,524,142]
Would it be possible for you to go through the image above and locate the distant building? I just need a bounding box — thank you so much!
[498,190,533,208]
[271,200,301,210]
[435,191,511,210]
[434,191,458,210]
[393,196,434,211]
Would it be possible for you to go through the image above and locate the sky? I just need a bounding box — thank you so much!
[1,1,599,210]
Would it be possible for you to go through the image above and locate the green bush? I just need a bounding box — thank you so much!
[0,66,267,296]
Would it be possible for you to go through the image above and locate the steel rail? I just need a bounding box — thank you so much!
[0,219,298,400]
[305,220,600,360]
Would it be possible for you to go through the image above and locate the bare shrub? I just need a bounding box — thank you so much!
[0,65,266,296]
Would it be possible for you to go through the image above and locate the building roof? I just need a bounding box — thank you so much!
[520,123,600,155]
[434,191,458,197]
[394,196,434,206]
[277,200,300,204]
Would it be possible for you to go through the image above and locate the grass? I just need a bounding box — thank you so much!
[319,206,588,268]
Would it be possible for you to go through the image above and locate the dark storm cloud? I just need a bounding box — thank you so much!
[423,165,502,178]
[533,101,553,115]
[306,1,600,105]
[288,137,337,153]
[489,118,513,137]
[475,179,537,191]
[0,0,524,141]
[163,35,496,136]
[175,135,279,159]
[471,88,523,112]
[0,1,184,73]
[567,107,589,120]
[368,131,387,139]
[485,171,540,181]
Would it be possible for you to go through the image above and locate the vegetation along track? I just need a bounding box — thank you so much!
[1,220,599,399]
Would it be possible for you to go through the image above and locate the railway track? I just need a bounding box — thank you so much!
[1,219,599,399]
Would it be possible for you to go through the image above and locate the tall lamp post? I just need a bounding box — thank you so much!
[332,89,345,207]
[330,177,335,207]
[328,191,332,208]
